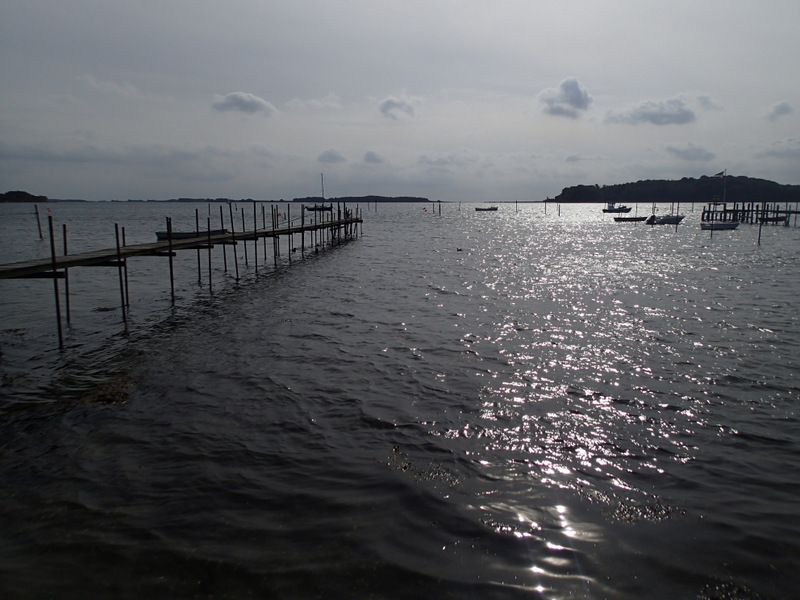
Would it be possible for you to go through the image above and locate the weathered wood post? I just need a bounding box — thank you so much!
[62,223,71,323]
[241,207,248,266]
[114,223,127,330]
[35,204,44,240]
[228,203,239,281]
[122,227,130,308]
[195,209,201,285]
[207,217,213,293]
[166,217,175,306]
[252,201,258,274]
[48,216,64,350]
[219,205,228,272]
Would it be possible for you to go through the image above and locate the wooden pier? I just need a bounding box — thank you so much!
[0,202,363,349]
[701,200,799,225]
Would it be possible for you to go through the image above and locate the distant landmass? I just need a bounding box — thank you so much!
[0,190,48,203]
[292,195,430,203]
[553,176,800,205]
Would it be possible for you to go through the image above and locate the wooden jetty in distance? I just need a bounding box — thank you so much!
[701,200,798,226]
[0,202,362,349]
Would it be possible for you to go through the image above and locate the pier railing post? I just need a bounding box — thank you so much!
[241,207,248,266]
[195,209,202,285]
[167,217,175,306]
[207,217,213,294]
[48,216,64,350]
[228,203,239,281]
[219,205,228,272]
[62,223,71,324]
[114,223,127,330]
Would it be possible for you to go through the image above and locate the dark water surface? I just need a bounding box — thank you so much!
[1,202,799,599]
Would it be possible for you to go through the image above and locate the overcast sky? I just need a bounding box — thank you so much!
[1,1,798,201]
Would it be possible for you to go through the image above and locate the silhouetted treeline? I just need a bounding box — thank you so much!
[553,176,800,204]
[0,190,48,203]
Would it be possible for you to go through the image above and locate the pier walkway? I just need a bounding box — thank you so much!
[0,216,361,279]
[1,203,362,349]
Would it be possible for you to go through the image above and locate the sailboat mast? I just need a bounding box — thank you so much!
[320,173,325,201]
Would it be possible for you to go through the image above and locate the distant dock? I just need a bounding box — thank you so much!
[701,200,799,225]
[1,202,362,349]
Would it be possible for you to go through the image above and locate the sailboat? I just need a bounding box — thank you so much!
[700,169,738,230]
[307,173,333,212]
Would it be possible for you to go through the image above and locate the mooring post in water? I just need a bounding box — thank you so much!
[219,205,228,272]
[195,209,202,285]
[48,216,64,349]
[35,204,44,240]
[758,220,764,245]
[228,203,239,281]
[167,217,176,306]
[241,207,248,266]
[122,227,130,308]
[301,205,306,255]
[272,205,278,266]
[207,217,213,294]
[252,201,258,274]
[287,204,292,263]
[62,223,71,324]
[114,223,127,330]
[262,205,268,261]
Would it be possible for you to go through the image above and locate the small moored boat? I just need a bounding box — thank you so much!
[614,216,647,222]
[646,214,685,225]
[700,221,739,230]
[475,206,498,211]
[602,202,632,213]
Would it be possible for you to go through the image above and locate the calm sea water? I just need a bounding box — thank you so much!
[1,201,798,599]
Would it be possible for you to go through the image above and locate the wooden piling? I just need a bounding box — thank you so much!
[114,223,127,329]
[228,203,239,281]
[167,217,175,306]
[241,207,248,266]
[48,216,64,350]
[62,223,71,323]
[35,205,44,240]
[219,205,227,272]
[207,218,213,293]
[195,209,201,285]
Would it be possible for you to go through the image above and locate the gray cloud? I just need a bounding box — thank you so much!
[758,137,800,158]
[765,101,793,122]
[697,94,723,111]
[538,77,592,118]
[364,151,384,164]
[379,97,416,120]
[666,143,715,161]
[318,149,347,163]
[605,97,696,125]
[212,92,276,116]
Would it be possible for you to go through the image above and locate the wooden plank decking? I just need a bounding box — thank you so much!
[0,217,361,279]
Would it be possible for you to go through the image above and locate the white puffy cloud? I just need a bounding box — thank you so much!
[764,101,793,122]
[538,77,592,118]
[212,92,276,116]
[605,97,696,126]
[666,143,715,161]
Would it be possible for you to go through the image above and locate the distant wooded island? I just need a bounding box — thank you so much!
[552,175,800,204]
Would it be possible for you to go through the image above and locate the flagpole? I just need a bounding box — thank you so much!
[722,169,727,203]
